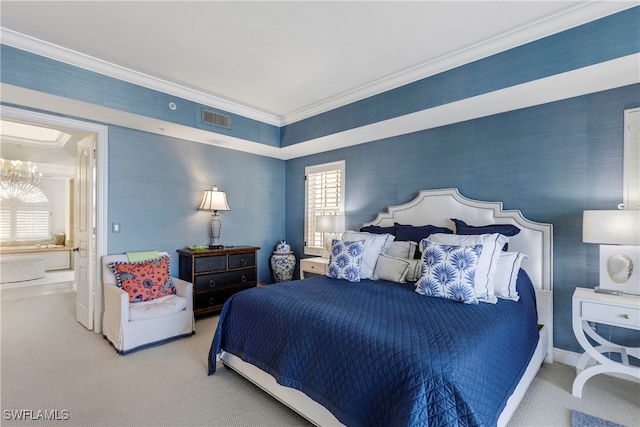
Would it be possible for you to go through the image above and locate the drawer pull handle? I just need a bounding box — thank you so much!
[209,280,216,288]
[208,297,215,306]
[241,275,247,283]
[623,314,630,319]
[209,262,216,269]
[241,259,247,266]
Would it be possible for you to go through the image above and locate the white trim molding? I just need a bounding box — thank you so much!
[0,105,109,333]
[0,28,281,127]
[2,53,638,162]
[1,1,636,127]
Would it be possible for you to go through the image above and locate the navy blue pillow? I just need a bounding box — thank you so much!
[394,223,453,242]
[451,218,520,251]
[394,223,453,259]
[359,225,396,235]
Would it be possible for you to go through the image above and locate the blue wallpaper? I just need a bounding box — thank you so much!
[286,84,640,354]
[281,6,640,147]
[0,45,281,148]
[1,6,639,354]
[106,126,286,281]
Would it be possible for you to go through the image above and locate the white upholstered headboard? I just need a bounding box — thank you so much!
[363,188,553,292]
[364,189,554,362]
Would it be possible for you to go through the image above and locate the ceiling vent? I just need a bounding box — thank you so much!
[202,109,231,129]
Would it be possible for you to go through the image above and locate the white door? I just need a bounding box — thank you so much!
[623,108,640,210]
[75,135,95,330]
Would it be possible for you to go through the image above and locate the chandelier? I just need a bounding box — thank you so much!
[0,159,44,202]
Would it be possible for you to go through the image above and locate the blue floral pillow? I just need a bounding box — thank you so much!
[326,239,366,282]
[415,241,482,304]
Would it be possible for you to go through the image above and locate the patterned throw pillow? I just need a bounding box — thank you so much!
[341,231,395,279]
[414,241,481,304]
[109,255,176,303]
[326,239,366,282]
[426,233,506,303]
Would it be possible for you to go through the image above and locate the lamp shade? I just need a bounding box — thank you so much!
[583,210,639,245]
[316,214,345,233]
[198,186,230,211]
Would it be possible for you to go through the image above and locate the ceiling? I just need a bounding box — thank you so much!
[1,1,636,127]
[0,117,86,172]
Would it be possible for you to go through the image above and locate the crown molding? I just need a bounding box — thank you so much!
[0,28,282,127]
[1,53,638,162]
[277,54,640,159]
[279,1,639,125]
[1,1,636,129]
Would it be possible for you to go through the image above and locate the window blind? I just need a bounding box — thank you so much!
[16,210,50,241]
[0,210,11,241]
[305,161,344,254]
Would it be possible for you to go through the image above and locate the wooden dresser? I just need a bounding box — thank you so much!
[177,246,260,316]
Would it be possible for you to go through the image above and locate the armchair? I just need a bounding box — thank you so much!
[102,252,195,354]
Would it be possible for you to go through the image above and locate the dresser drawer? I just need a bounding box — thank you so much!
[229,252,256,269]
[194,255,227,273]
[177,246,260,316]
[195,287,245,311]
[582,301,640,328]
[194,269,257,292]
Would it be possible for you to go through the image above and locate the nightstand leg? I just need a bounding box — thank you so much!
[572,364,610,397]
[575,351,592,373]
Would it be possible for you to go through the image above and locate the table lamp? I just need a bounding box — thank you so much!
[316,214,345,257]
[583,209,640,295]
[198,186,230,249]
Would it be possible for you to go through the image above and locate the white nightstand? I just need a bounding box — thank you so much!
[299,257,329,279]
[572,287,640,397]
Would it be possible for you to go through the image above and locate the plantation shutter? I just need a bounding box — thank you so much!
[16,209,50,241]
[305,161,344,255]
[0,210,11,241]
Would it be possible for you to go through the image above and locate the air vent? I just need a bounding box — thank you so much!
[202,109,231,129]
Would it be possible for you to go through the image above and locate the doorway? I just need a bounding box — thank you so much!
[0,106,108,333]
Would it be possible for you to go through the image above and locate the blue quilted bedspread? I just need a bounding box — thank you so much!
[209,271,539,427]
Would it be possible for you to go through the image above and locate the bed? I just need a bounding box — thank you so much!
[208,188,553,426]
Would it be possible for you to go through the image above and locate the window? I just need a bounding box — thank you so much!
[304,161,345,256]
[0,185,52,242]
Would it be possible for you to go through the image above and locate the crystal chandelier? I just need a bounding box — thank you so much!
[0,159,44,201]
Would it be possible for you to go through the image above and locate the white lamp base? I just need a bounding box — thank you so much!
[598,245,640,295]
[209,213,224,249]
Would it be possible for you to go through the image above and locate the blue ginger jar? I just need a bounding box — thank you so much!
[270,240,296,283]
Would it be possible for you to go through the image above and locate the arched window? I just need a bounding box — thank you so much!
[0,183,52,242]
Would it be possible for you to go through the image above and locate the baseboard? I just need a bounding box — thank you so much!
[553,347,581,367]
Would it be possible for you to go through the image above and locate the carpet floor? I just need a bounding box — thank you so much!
[1,290,638,426]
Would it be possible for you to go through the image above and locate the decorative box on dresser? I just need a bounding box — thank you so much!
[177,246,260,316]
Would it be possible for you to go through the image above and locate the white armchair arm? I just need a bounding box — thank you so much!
[172,277,193,312]
[104,284,129,325]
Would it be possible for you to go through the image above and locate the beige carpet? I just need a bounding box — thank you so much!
[1,290,638,426]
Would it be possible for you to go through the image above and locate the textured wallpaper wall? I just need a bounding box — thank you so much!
[1,6,638,353]
[286,84,640,353]
[106,126,286,281]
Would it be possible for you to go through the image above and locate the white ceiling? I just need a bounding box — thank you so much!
[1,1,636,126]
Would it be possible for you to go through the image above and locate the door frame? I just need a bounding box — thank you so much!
[0,105,109,333]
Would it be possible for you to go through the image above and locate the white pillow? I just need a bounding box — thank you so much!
[384,241,417,259]
[404,259,422,282]
[426,233,507,304]
[493,252,528,301]
[342,231,395,279]
[373,254,411,283]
